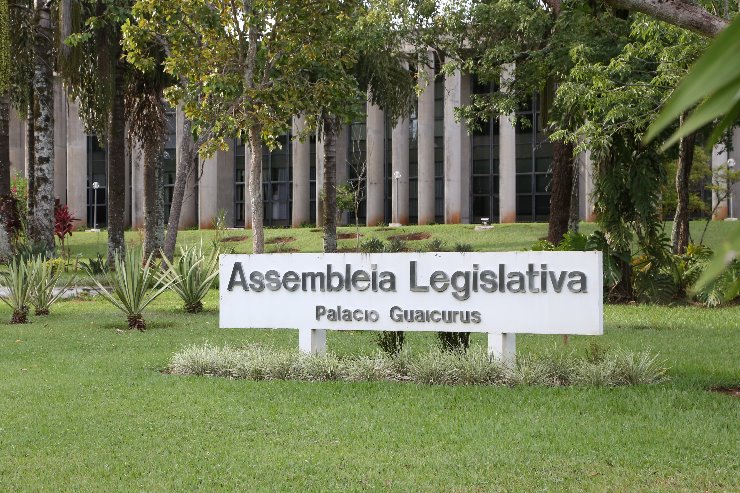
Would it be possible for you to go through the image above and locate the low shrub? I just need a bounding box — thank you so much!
[424,238,446,252]
[28,255,75,316]
[169,344,670,387]
[375,331,405,355]
[86,249,173,330]
[360,237,384,253]
[454,242,473,253]
[161,242,219,313]
[0,258,33,323]
[385,238,406,253]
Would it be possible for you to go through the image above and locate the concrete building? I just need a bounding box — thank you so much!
[8,70,740,230]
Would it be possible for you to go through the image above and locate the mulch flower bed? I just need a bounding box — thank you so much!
[388,232,431,241]
[265,236,296,245]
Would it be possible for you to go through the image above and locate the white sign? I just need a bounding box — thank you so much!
[219,252,603,335]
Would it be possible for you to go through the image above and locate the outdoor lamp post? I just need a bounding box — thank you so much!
[92,181,100,231]
[393,170,402,225]
[728,158,736,220]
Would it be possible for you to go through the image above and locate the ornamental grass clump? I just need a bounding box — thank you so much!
[0,258,33,323]
[168,344,670,387]
[85,249,172,330]
[27,255,75,316]
[161,242,219,313]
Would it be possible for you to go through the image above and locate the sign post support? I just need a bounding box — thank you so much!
[299,328,327,355]
[488,332,516,364]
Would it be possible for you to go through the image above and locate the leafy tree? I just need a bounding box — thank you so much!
[61,0,132,266]
[126,0,362,254]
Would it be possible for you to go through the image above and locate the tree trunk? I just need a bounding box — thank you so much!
[547,139,574,245]
[155,150,165,249]
[0,93,10,196]
[602,0,728,37]
[568,155,580,233]
[0,93,11,260]
[671,126,696,255]
[322,114,339,253]
[106,61,126,266]
[163,117,196,261]
[248,124,264,254]
[142,142,163,259]
[28,0,54,256]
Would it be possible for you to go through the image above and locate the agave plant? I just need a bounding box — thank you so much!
[85,249,172,330]
[161,242,219,313]
[27,256,75,316]
[0,258,33,323]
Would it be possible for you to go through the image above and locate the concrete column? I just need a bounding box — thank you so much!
[199,151,219,228]
[130,142,145,229]
[711,144,729,220]
[218,147,235,226]
[391,116,410,224]
[292,116,311,227]
[243,144,252,229]
[498,64,516,223]
[336,124,349,185]
[443,69,471,224]
[579,150,597,222]
[65,99,87,228]
[53,79,67,203]
[8,107,25,177]
[336,124,349,226]
[728,128,740,220]
[366,102,385,226]
[176,106,197,229]
[315,129,325,227]
[124,131,131,228]
[417,51,436,225]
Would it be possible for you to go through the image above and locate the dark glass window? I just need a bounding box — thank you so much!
[162,109,177,224]
[470,78,500,224]
[434,55,445,222]
[347,107,367,225]
[235,133,294,228]
[515,93,553,222]
[86,136,107,228]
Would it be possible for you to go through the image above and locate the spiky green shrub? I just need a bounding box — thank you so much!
[360,237,384,253]
[424,238,447,252]
[161,243,219,313]
[376,331,405,355]
[0,258,33,323]
[27,256,75,316]
[85,249,172,330]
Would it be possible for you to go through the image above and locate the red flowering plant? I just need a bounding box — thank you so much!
[54,200,79,258]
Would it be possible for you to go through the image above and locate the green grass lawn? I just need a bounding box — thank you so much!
[63,219,735,258]
[1,222,738,491]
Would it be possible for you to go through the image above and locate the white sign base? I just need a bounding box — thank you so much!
[299,328,327,355]
[488,332,516,364]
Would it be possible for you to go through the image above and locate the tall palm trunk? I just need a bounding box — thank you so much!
[671,118,696,255]
[142,141,163,259]
[163,116,196,261]
[248,124,264,254]
[547,139,575,245]
[28,0,54,256]
[322,114,339,253]
[106,61,126,266]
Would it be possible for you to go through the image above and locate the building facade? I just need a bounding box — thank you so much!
[7,70,740,230]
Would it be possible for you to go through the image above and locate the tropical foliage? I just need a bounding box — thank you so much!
[85,249,172,330]
[161,242,219,313]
